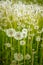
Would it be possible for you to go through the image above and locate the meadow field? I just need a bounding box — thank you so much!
[0,0,43,65]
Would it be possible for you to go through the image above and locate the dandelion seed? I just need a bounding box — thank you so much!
[14,31,23,40]
[20,40,26,45]
[5,28,15,37]
[32,49,36,54]
[22,28,27,38]
[14,53,23,61]
[36,36,41,41]
[34,25,39,30]
[25,54,31,60]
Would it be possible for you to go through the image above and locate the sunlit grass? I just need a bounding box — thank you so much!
[0,0,43,65]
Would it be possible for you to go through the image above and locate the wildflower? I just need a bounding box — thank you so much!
[5,28,15,37]
[22,28,27,33]
[4,43,11,48]
[14,31,23,40]
[14,53,23,61]
[32,49,36,54]
[20,40,26,45]
[25,54,31,60]
[34,25,39,30]
[36,36,41,42]
[22,28,27,38]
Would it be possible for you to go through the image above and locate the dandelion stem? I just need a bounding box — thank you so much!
[11,37,13,61]
[40,40,43,65]
[18,40,20,65]
[23,45,26,65]
[32,53,34,65]
[37,42,39,65]
[31,37,33,65]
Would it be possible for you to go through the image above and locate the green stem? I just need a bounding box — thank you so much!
[31,37,33,65]
[37,42,39,65]
[24,45,26,65]
[18,40,20,53]
[11,37,13,61]
[40,40,43,65]
[32,54,34,65]
[37,42,39,53]
[5,36,8,65]
[18,40,20,65]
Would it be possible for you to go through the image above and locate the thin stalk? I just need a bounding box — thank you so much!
[5,36,8,65]
[40,40,43,65]
[18,40,20,53]
[40,48,42,65]
[18,40,20,65]
[23,45,26,65]
[32,53,34,65]
[10,37,13,61]
[31,37,33,65]
[37,42,39,65]
[2,31,4,55]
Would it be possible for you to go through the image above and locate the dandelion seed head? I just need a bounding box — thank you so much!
[20,40,26,45]
[14,53,23,61]
[14,31,23,40]
[5,28,15,37]
[25,54,31,60]
[36,36,41,41]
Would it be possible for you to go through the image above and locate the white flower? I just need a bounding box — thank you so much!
[36,36,41,41]
[25,54,31,60]
[4,43,11,47]
[34,25,39,30]
[14,53,23,61]
[20,40,26,45]
[14,31,23,40]
[22,28,27,38]
[5,28,15,37]
[32,49,36,54]
[22,28,27,33]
